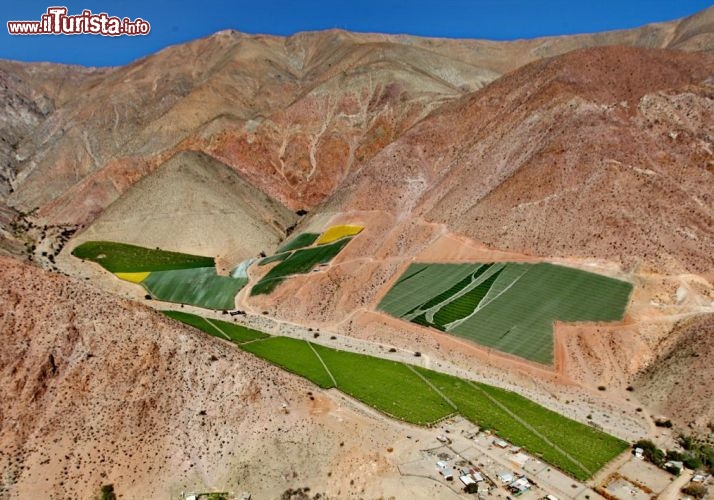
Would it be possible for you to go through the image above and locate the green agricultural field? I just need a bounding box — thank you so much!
[161,311,268,343]
[378,262,633,365]
[72,241,214,272]
[276,232,320,253]
[240,337,335,388]
[73,241,247,310]
[251,237,352,296]
[167,313,628,480]
[415,368,628,479]
[143,268,247,310]
[258,252,291,266]
[259,232,322,266]
[312,343,455,424]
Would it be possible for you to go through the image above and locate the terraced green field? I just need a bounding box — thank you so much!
[73,241,247,310]
[167,312,629,479]
[143,268,246,310]
[379,262,633,365]
[241,337,336,388]
[276,232,320,253]
[161,311,268,343]
[258,252,291,266]
[251,238,352,295]
[72,241,214,272]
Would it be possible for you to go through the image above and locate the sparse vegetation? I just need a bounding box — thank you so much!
[98,484,116,500]
[635,439,665,467]
[681,484,708,499]
[204,493,229,500]
[678,434,714,473]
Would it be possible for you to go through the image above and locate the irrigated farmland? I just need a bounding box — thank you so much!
[143,268,247,310]
[73,241,247,309]
[251,236,353,295]
[161,311,268,343]
[315,224,364,245]
[276,232,320,252]
[379,262,633,364]
[167,312,628,480]
[72,241,214,272]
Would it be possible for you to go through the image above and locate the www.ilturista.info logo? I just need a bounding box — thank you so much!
[7,7,150,36]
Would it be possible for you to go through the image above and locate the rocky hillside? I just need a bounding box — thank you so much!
[633,314,714,431]
[0,257,407,499]
[70,151,297,266]
[334,45,714,275]
[2,6,713,228]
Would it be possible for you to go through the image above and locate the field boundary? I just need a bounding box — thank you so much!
[307,341,338,387]
[379,261,633,365]
[204,317,231,341]
[464,380,591,477]
[405,363,458,411]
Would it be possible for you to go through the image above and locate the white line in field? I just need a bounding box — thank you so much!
[464,379,591,477]
[446,265,531,330]
[405,364,458,411]
[307,342,338,387]
[423,263,504,324]
[476,267,531,312]
[204,317,231,341]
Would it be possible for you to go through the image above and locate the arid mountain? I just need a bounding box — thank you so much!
[0,257,420,499]
[0,201,23,257]
[633,314,714,430]
[70,150,297,266]
[2,7,714,228]
[251,44,713,428]
[334,45,714,275]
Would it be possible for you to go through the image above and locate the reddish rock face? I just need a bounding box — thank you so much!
[3,6,714,226]
[336,46,714,274]
[0,257,410,499]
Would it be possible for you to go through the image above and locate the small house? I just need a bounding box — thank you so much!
[498,471,514,483]
[509,477,531,495]
[493,438,509,448]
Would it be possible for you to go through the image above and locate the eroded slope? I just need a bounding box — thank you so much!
[0,257,412,499]
[70,151,296,267]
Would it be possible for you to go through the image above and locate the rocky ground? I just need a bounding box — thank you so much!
[0,257,437,499]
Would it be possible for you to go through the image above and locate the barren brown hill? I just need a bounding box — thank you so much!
[0,257,425,499]
[0,201,23,257]
[70,150,296,266]
[2,6,713,228]
[633,314,714,430]
[334,45,714,275]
